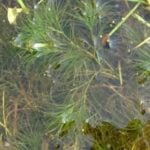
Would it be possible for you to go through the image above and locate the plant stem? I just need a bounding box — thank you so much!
[17,0,29,14]
[109,2,141,36]
[133,13,150,28]
[2,91,11,135]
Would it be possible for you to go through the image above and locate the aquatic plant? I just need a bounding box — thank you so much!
[0,0,150,149]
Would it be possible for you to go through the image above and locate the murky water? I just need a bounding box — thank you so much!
[0,0,150,149]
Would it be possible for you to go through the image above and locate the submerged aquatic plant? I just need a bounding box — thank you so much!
[123,15,150,83]
[1,0,149,149]
[15,113,45,150]
[13,0,147,133]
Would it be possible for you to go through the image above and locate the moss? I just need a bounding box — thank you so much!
[82,120,150,150]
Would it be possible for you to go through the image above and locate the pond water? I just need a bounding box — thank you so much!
[0,0,150,150]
